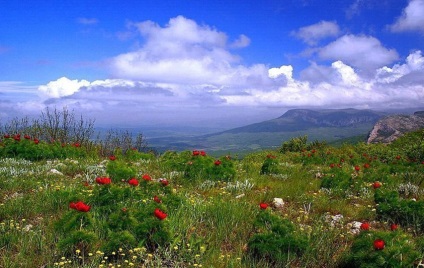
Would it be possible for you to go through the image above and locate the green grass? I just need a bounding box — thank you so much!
[1,130,424,267]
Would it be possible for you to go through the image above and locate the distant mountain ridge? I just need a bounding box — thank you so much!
[147,108,388,154]
[211,108,385,135]
[367,111,424,144]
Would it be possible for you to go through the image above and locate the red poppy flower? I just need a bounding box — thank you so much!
[372,181,382,189]
[259,203,268,210]
[354,165,360,172]
[109,155,116,161]
[192,150,200,156]
[24,135,31,139]
[3,134,10,139]
[373,239,385,250]
[154,208,167,220]
[360,222,370,230]
[69,202,77,210]
[128,178,139,186]
[96,177,111,185]
[159,178,169,186]
[142,174,152,181]
[329,163,336,168]
[33,138,39,144]
[70,201,91,212]
[267,154,276,159]
[13,134,21,141]
[214,160,222,166]
[153,195,162,203]
[363,163,370,169]
[200,151,206,156]
[395,155,401,160]
[390,223,399,231]
[73,142,81,147]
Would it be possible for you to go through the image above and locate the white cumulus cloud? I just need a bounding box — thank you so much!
[109,16,270,87]
[318,34,399,75]
[292,21,341,46]
[389,0,424,33]
[38,77,90,98]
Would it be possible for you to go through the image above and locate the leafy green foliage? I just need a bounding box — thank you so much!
[375,189,424,234]
[341,230,420,267]
[390,129,424,162]
[106,159,136,181]
[0,136,90,160]
[246,210,308,266]
[1,127,424,267]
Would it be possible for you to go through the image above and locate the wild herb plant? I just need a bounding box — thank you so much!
[1,122,424,267]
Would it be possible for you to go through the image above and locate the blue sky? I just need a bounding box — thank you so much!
[1,0,424,130]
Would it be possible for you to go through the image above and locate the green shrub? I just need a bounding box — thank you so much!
[106,159,136,181]
[260,155,279,175]
[375,189,424,234]
[207,155,236,181]
[246,210,308,266]
[390,129,424,162]
[341,230,420,267]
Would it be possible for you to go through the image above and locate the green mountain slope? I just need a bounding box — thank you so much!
[148,108,386,153]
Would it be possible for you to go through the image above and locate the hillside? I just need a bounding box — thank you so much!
[148,109,386,153]
[367,111,424,143]
[212,108,384,134]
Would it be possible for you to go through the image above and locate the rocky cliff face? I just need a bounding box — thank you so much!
[367,112,424,144]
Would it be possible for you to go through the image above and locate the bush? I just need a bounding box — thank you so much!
[390,129,424,163]
[341,230,420,267]
[106,159,137,182]
[260,154,279,175]
[375,189,424,234]
[246,209,308,266]
[54,178,173,256]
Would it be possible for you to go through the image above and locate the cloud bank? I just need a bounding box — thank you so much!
[389,0,424,33]
[2,15,424,128]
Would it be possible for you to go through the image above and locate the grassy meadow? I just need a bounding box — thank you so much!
[1,122,424,267]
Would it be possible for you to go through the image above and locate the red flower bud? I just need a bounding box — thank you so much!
[160,178,169,186]
[360,222,370,230]
[259,203,268,210]
[70,201,90,212]
[154,208,167,220]
[128,178,139,186]
[109,155,116,161]
[390,223,398,231]
[153,195,162,203]
[96,177,111,185]
[142,174,152,181]
[373,239,385,250]
[372,181,382,189]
